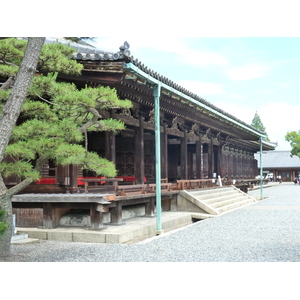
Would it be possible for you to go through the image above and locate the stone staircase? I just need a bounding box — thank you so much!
[179,186,257,219]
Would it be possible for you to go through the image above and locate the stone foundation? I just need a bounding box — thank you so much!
[59,204,147,227]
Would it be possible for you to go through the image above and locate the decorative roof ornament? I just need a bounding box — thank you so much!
[119,41,130,57]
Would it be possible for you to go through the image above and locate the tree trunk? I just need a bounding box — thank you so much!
[0,37,45,258]
[0,37,45,162]
[0,193,13,258]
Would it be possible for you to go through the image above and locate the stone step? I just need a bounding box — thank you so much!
[217,199,254,214]
[201,192,246,205]
[191,213,217,220]
[11,237,40,244]
[179,190,219,215]
[189,190,237,200]
[11,233,28,241]
[188,187,234,197]
[210,195,250,209]
[180,186,256,216]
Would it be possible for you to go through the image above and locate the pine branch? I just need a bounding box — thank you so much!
[0,76,15,90]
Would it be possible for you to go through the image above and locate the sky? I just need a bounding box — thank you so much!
[3,1,299,292]
[4,0,300,152]
[93,37,300,151]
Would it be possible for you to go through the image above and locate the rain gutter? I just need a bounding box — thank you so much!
[260,137,263,200]
[123,62,268,233]
[123,62,268,139]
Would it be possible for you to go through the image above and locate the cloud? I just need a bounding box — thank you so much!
[180,49,228,68]
[226,63,271,80]
[177,80,226,96]
[215,101,297,150]
[258,102,300,150]
[95,38,228,69]
[214,102,255,124]
[258,89,275,95]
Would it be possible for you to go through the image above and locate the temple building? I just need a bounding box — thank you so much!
[51,39,276,189]
[4,38,277,190]
[255,150,300,182]
[8,39,278,232]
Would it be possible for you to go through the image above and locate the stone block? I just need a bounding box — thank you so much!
[73,232,106,243]
[143,225,155,236]
[122,205,145,220]
[47,231,73,242]
[170,198,178,211]
[105,233,121,244]
[26,230,47,240]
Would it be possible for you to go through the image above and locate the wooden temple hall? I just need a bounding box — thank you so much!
[53,40,276,190]
[10,39,278,232]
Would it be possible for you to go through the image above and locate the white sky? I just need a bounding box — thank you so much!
[94,37,300,150]
[5,0,300,151]
[3,0,299,293]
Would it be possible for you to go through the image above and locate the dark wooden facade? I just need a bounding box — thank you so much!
[4,41,276,190]
[6,40,278,229]
[52,41,275,188]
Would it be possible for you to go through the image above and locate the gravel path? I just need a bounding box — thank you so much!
[3,183,300,262]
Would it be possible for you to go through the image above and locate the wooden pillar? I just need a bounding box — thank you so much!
[90,203,105,229]
[228,153,233,178]
[196,135,202,179]
[188,147,194,179]
[238,153,242,178]
[223,151,228,178]
[105,131,116,164]
[208,138,213,178]
[233,151,237,178]
[43,203,57,228]
[180,130,188,179]
[69,164,78,194]
[110,201,123,225]
[161,123,168,180]
[105,111,116,188]
[217,145,223,178]
[134,117,145,184]
[249,154,253,178]
[145,196,155,217]
[242,155,246,178]
[56,165,69,186]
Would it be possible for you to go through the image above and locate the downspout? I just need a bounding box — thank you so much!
[154,83,162,234]
[123,63,163,234]
[123,62,269,227]
[124,63,269,138]
[260,136,263,200]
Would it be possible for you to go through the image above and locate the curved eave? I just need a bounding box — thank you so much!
[262,140,278,149]
[255,140,278,151]
[123,62,269,141]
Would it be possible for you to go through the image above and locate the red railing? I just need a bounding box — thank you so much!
[36,176,146,185]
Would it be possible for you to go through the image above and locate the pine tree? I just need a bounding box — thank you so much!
[0,38,132,257]
[0,210,9,233]
[251,111,269,141]
[0,37,45,258]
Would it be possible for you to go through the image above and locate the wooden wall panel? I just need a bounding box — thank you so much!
[13,208,43,227]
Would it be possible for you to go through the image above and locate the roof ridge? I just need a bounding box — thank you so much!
[64,39,271,137]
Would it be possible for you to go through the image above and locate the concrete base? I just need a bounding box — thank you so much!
[11,233,28,241]
[11,237,41,244]
[16,211,193,244]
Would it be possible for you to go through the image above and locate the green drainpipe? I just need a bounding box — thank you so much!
[123,62,269,226]
[260,136,263,200]
[154,83,162,234]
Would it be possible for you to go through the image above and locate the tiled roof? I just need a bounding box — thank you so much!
[255,151,300,168]
[45,38,272,140]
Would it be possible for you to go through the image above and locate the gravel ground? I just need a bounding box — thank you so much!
[3,182,300,262]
